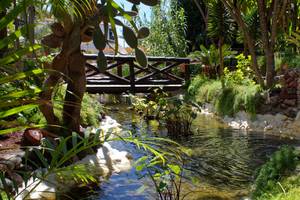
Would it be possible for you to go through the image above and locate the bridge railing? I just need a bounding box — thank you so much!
[84,54,191,93]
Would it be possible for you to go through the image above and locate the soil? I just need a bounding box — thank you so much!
[0,132,23,154]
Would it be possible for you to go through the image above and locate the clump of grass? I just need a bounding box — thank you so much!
[215,84,262,116]
[187,75,262,116]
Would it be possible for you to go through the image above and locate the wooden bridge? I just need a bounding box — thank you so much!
[85,54,191,94]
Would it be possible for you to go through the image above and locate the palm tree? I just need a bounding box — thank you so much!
[207,0,234,77]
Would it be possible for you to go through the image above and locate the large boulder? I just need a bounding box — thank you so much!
[16,142,132,200]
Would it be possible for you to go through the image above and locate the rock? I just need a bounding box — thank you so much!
[236,111,250,121]
[288,81,298,88]
[8,172,23,186]
[0,164,8,172]
[275,113,288,122]
[17,142,132,200]
[283,99,296,107]
[24,129,44,146]
[0,178,13,190]
[283,108,297,118]
[270,96,279,105]
[280,103,288,109]
[295,111,300,122]
[16,115,132,200]
[264,125,273,131]
[0,152,23,170]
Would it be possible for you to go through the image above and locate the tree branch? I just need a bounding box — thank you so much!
[192,0,207,28]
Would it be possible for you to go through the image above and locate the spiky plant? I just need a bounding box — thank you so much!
[207,0,235,76]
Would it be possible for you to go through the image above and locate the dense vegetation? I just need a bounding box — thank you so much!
[253,146,300,200]
[1,0,300,199]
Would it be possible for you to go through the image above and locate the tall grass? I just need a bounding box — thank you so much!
[188,75,262,116]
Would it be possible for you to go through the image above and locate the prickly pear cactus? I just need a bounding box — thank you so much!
[92,0,158,70]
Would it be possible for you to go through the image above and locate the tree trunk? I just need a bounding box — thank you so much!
[28,5,35,45]
[221,0,265,87]
[257,0,274,87]
[265,50,275,88]
[62,50,86,134]
[218,37,224,77]
[0,9,7,58]
[193,0,208,30]
[61,23,85,134]
[13,0,20,49]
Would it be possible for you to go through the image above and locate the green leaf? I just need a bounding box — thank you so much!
[140,0,159,6]
[135,48,148,67]
[110,0,138,31]
[0,27,27,50]
[137,27,150,39]
[0,104,38,119]
[167,164,181,175]
[97,51,107,72]
[107,1,119,54]
[1,88,42,100]
[0,126,26,135]
[0,44,41,65]
[0,68,44,84]
[158,181,167,191]
[134,155,148,165]
[93,26,106,50]
[33,149,49,168]
[123,25,138,48]
[136,164,145,171]
[0,0,32,30]
[0,1,11,12]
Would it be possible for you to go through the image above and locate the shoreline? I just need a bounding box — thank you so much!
[198,103,300,138]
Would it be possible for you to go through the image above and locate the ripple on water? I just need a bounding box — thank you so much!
[83,104,300,200]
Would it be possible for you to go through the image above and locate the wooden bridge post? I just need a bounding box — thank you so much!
[184,64,190,81]
[129,61,135,94]
[117,62,122,77]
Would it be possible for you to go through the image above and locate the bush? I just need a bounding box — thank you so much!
[188,75,261,116]
[224,53,256,86]
[80,93,104,127]
[253,146,299,200]
[215,84,261,116]
[187,75,222,102]
[52,84,104,127]
[258,176,300,200]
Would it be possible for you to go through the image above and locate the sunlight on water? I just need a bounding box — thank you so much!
[82,103,299,200]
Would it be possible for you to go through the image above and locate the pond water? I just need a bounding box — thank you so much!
[83,101,300,200]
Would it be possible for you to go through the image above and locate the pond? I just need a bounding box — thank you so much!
[83,100,300,200]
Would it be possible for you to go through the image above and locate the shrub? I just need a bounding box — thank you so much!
[188,75,262,116]
[52,84,104,127]
[80,93,104,127]
[253,146,298,199]
[215,84,261,116]
[164,99,197,137]
[187,76,222,103]
[224,53,256,86]
[187,75,210,97]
